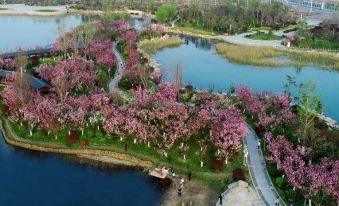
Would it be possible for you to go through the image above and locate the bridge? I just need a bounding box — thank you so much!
[277,0,339,12]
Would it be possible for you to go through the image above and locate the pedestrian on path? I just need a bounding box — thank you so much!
[257,139,261,150]
[180,177,184,184]
[244,147,248,166]
[188,171,192,181]
[124,142,128,152]
[178,187,182,196]
[219,193,223,205]
[275,196,280,206]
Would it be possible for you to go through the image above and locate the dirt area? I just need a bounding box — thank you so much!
[161,177,217,206]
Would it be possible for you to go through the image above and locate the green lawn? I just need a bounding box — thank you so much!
[246,32,282,40]
[297,39,339,50]
[2,115,249,192]
[171,26,219,36]
[35,9,58,12]
[139,37,182,53]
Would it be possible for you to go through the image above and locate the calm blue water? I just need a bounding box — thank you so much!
[0,15,89,53]
[0,15,166,205]
[153,37,339,121]
[0,15,144,53]
[0,132,165,205]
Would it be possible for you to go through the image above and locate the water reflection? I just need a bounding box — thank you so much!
[182,36,214,50]
[0,132,166,206]
[154,36,339,121]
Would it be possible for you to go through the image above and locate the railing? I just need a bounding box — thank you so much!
[278,0,339,12]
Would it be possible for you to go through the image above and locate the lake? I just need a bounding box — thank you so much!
[153,36,339,122]
[0,15,166,206]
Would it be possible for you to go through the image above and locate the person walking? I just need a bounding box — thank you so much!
[257,139,261,150]
[178,187,182,196]
[124,142,128,152]
[275,196,280,206]
[180,177,184,185]
[219,193,223,205]
[188,171,192,181]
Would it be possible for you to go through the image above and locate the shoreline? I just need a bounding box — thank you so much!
[0,4,67,16]
[166,27,222,41]
[0,116,218,205]
[0,118,154,169]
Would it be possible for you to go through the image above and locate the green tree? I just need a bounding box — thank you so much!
[296,82,323,148]
[155,4,177,23]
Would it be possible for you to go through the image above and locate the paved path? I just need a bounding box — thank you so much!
[0,69,49,90]
[244,126,285,206]
[217,181,264,206]
[221,32,283,48]
[0,4,67,16]
[108,41,125,92]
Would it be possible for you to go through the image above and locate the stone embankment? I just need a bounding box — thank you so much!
[0,118,153,169]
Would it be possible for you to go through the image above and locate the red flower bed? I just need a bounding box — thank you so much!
[67,133,79,144]
[2,105,10,115]
[213,159,223,170]
[81,139,89,148]
[232,168,246,181]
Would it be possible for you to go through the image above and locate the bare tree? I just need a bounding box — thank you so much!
[170,62,183,95]
[14,52,30,104]
[137,63,152,89]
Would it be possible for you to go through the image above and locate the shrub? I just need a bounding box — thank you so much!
[2,105,10,115]
[118,76,141,90]
[213,159,223,170]
[155,5,177,23]
[81,139,89,147]
[67,133,79,144]
[232,168,246,181]
[267,163,281,177]
[275,176,285,188]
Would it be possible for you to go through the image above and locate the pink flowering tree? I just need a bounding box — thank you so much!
[36,58,96,105]
[264,132,339,204]
[210,108,248,163]
[86,38,116,69]
[65,95,92,135]
[35,96,62,138]
[0,58,15,70]
[236,85,296,132]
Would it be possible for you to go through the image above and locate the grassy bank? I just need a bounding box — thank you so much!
[139,36,182,53]
[246,32,282,40]
[297,39,339,50]
[288,50,339,70]
[35,9,58,12]
[215,43,339,70]
[215,43,283,67]
[0,114,248,193]
[170,26,219,36]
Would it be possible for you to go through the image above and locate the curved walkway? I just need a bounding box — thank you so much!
[244,127,285,206]
[108,41,125,92]
[221,32,283,48]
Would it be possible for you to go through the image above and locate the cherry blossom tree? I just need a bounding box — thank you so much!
[264,132,339,205]
[236,85,295,131]
[86,38,116,68]
[36,58,96,105]
[0,58,15,70]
